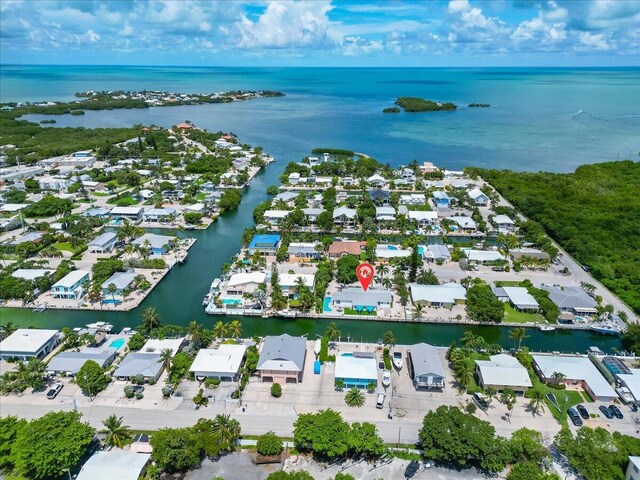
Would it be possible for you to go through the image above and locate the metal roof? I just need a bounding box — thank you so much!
[114,352,163,378]
[476,354,532,389]
[533,354,616,399]
[258,334,306,372]
[77,451,151,480]
[409,343,445,379]
[332,288,393,307]
[0,329,59,354]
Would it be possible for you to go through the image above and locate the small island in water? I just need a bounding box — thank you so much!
[392,97,457,112]
[382,106,401,113]
[469,103,491,108]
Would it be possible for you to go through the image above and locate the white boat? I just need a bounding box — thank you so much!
[392,351,404,370]
[202,293,212,306]
[210,278,221,291]
[314,339,322,356]
[538,325,556,332]
[382,370,391,388]
[86,322,113,332]
[277,310,297,318]
[590,322,622,335]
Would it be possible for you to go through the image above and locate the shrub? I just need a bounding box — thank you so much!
[256,431,284,456]
[193,388,209,407]
[162,385,174,399]
[124,386,134,398]
[205,378,221,389]
[131,374,144,385]
[148,377,156,385]
[135,392,144,400]
[271,383,282,398]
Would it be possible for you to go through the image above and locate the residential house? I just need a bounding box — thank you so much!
[375,245,412,261]
[287,242,322,262]
[51,270,90,300]
[500,286,539,311]
[409,282,466,308]
[302,208,324,224]
[132,233,175,256]
[532,354,617,402]
[138,189,154,200]
[185,203,206,214]
[142,207,176,223]
[475,354,532,394]
[401,194,426,205]
[47,347,118,376]
[335,351,377,389]
[423,244,451,263]
[332,206,357,227]
[274,191,299,204]
[328,240,364,259]
[101,271,137,303]
[139,338,185,357]
[38,175,73,191]
[110,206,143,223]
[114,352,164,382]
[408,210,438,228]
[248,234,281,255]
[0,329,60,360]
[541,285,598,316]
[626,457,640,480]
[375,206,396,222]
[451,216,477,232]
[510,248,550,262]
[11,268,54,281]
[224,272,266,298]
[88,232,117,254]
[257,334,307,384]
[432,191,451,207]
[331,288,393,313]
[263,210,290,225]
[367,174,386,187]
[288,172,301,185]
[408,343,446,389]
[76,450,151,480]
[368,189,390,206]
[190,344,247,382]
[468,187,490,206]
[466,249,505,265]
[492,214,516,233]
[82,207,111,219]
[278,273,315,298]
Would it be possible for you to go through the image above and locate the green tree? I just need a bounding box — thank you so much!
[256,431,284,456]
[266,472,315,480]
[500,389,517,423]
[348,422,385,458]
[509,327,529,350]
[293,409,351,459]
[76,360,109,398]
[382,330,396,349]
[127,332,146,350]
[213,320,227,339]
[150,427,203,473]
[141,306,162,331]
[344,388,365,408]
[507,462,560,480]
[227,319,243,340]
[325,322,341,343]
[100,414,131,449]
[0,416,26,473]
[159,348,173,372]
[467,283,505,322]
[528,388,546,416]
[509,428,549,464]
[335,255,360,284]
[0,321,18,340]
[13,411,94,480]
[212,414,241,451]
[622,323,640,353]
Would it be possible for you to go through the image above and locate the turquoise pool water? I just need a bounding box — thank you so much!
[109,338,125,349]
[222,298,242,305]
[341,353,354,357]
[323,297,332,312]
[418,246,424,256]
[387,245,398,250]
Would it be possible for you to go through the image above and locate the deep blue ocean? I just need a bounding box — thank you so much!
[2,65,639,172]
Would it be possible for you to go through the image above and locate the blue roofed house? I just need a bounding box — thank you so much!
[335,351,378,389]
[51,270,90,300]
[249,234,281,255]
[132,233,175,256]
[102,271,137,304]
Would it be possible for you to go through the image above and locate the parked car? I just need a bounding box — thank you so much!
[609,405,623,419]
[376,392,386,409]
[599,405,614,419]
[472,392,489,411]
[567,408,583,427]
[392,351,404,370]
[576,404,589,419]
[46,383,63,400]
[382,370,391,388]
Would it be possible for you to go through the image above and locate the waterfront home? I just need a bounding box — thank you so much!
[233,158,249,170]
[139,337,185,357]
[47,347,118,376]
[420,161,438,174]
[77,450,151,480]
[401,193,426,205]
[332,288,393,313]
[185,203,206,214]
[11,268,54,281]
[110,206,143,223]
[408,343,446,389]
[288,172,301,185]
[451,216,477,231]
[368,189,390,206]
[263,210,290,225]
[328,240,364,258]
[132,233,175,256]
[333,206,357,227]
[432,191,452,207]
[248,234,281,255]
[82,206,111,219]
[114,352,163,382]
[274,191,299,204]
[0,329,60,361]
[499,286,539,311]
[510,248,550,262]
[367,174,386,187]
[475,354,532,394]
[409,282,466,308]
[375,206,396,222]
[335,351,377,389]
[142,207,176,223]
[278,273,315,298]
[541,285,598,316]
[224,272,266,298]
[532,354,617,401]
[257,334,307,384]
[190,344,247,382]
[88,232,117,254]
[51,270,90,300]
[492,214,516,233]
[101,271,137,303]
[302,207,324,224]
[375,245,412,261]
[287,242,321,262]
[466,249,505,265]
[423,244,451,263]
[468,187,490,206]
[408,210,438,228]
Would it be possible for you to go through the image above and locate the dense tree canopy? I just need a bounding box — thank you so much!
[336,255,360,284]
[466,282,505,322]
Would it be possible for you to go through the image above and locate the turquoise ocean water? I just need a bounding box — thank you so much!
[0,65,638,351]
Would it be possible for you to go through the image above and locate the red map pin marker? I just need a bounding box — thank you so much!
[356,262,375,292]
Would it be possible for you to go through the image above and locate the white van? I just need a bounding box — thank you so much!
[376,392,386,409]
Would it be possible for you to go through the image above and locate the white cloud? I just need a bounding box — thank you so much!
[199,21,211,32]
[86,30,100,43]
[119,24,134,37]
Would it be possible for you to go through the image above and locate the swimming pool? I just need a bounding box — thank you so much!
[386,245,398,250]
[222,298,242,305]
[109,338,125,349]
[323,297,332,312]
[341,353,354,357]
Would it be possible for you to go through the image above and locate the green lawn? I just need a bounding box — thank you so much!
[495,280,522,287]
[344,308,377,316]
[53,242,78,253]
[92,192,110,197]
[544,390,584,428]
[503,304,543,323]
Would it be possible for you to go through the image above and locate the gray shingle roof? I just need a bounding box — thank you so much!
[541,285,597,310]
[258,334,306,372]
[409,343,445,379]
[48,348,116,374]
[114,352,163,378]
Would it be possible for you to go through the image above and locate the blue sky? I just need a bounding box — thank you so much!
[1,0,639,66]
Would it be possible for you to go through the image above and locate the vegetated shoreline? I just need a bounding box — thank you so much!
[384,97,490,113]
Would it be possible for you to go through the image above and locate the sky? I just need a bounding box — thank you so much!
[1,0,639,66]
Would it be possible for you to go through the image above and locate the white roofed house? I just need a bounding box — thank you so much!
[51,270,90,300]
[475,354,532,394]
[335,351,377,389]
[367,174,387,187]
[101,271,137,304]
[400,193,426,205]
[408,210,439,228]
[110,206,143,223]
[423,244,451,263]
[0,329,60,360]
[492,214,516,233]
[466,249,505,265]
[288,172,301,184]
[263,209,290,225]
[224,272,266,299]
[76,450,151,480]
[375,206,396,222]
[501,286,539,311]
[190,344,247,382]
[409,282,466,308]
[331,288,393,314]
[278,273,315,299]
[142,207,176,223]
[408,343,446,389]
[287,242,322,262]
[11,268,54,281]
[132,233,175,256]
[302,207,324,224]
[468,187,490,206]
[88,232,117,253]
[333,206,357,227]
[451,216,477,232]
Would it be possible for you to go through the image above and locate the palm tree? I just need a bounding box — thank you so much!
[500,389,517,423]
[454,362,474,390]
[213,320,227,340]
[141,307,161,331]
[325,322,341,343]
[461,331,480,349]
[188,321,206,349]
[484,386,497,407]
[344,388,365,408]
[528,388,546,415]
[509,327,529,350]
[0,322,18,340]
[159,348,173,372]
[551,371,566,384]
[228,320,243,340]
[378,264,390,279]
[294,276,308,296]
[100,414,131,449]
[212,414,241,450]
[106,283,117,305]
[382,330,396,350]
